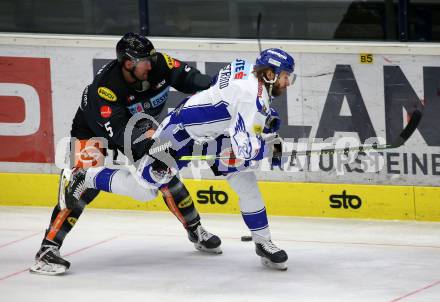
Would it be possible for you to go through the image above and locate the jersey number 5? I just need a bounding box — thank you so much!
[104,121,114,137]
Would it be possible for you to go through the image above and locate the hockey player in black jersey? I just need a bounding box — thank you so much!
[30,33,221,275]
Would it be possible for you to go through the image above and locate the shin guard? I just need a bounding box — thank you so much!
[44,188,99,246]
[160,177,200,230]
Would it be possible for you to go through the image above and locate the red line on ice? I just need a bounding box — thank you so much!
[390,280,440,302]
[0,235,119,282]
[0,232,42,249]
[63,235,119,257]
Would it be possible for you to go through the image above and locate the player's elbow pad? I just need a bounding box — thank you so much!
[191,73,212,91]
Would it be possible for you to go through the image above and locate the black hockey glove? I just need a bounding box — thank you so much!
[131,118,157,161]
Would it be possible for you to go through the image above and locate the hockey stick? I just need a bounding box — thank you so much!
[179,109,422,161]
[272,109,423,158]
[257,13,262,53]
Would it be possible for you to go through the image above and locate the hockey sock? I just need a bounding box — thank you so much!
[44,205,77,246]
[42,188,99,247]
[241,207,271,239]
[85,167,157,202]
[85,167,115,192]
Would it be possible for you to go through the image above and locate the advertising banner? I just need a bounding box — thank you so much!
[0,56,54,163]
[0,37,439,186]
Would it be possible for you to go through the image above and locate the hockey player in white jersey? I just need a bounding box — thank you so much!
[66,48,295,270]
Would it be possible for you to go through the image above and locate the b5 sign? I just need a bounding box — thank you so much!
[0,57,54,163]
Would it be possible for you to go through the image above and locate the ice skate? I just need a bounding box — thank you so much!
[29,244,70,275]
[254,235,288,270]
[188,225,222,254]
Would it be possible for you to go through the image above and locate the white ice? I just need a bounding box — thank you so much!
[1,206,439,302]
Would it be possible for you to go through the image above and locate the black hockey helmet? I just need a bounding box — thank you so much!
[116,32,157,63]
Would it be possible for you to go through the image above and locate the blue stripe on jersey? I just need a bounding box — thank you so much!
[180,101,231,126]
[94,168,117,192]
[241,208,269,231]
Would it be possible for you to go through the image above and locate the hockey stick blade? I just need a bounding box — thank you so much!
[389,109,422,148]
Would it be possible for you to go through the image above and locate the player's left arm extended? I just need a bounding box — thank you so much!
[166,56,212,93]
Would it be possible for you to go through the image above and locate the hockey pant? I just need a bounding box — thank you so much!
[226,171,271,240]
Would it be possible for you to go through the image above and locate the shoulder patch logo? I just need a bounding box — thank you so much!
[98,87,117,102]
[162,53,175,69]
[253,124,263,135]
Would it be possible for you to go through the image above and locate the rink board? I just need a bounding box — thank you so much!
[1,173,439,222]
[0,34,440,187]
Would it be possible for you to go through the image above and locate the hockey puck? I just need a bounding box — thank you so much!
[241,235,252,242]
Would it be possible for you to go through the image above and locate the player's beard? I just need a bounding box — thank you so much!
[125,63,149,82]
[271,83,284,97]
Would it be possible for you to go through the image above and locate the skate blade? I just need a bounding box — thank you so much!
[260,257,288,271]
[29,262,68,276]
[194,243,223,254]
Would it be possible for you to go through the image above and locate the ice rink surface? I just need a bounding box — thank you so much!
[0,206,439,302]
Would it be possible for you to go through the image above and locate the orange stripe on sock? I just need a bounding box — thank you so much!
[160,186,187,228]
[46,209,72,241]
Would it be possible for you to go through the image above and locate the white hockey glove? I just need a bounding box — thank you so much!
[263,108,281,134]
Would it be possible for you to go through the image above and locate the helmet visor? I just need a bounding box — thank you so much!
[278,71,296,85]
[128,53,158,64]
[289,73,297,85]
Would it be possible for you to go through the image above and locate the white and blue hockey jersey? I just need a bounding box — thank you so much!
[176,59,271,161]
